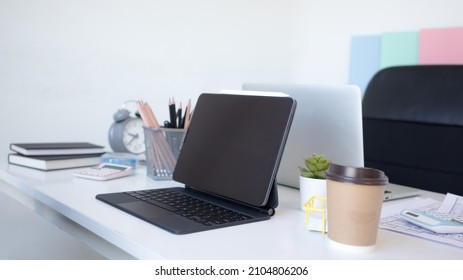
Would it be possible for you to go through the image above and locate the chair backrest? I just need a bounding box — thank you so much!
[362,65,463,196]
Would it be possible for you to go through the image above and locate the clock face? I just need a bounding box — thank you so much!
[122,118,145,154]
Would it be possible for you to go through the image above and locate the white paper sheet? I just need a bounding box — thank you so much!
[379,193,463,249]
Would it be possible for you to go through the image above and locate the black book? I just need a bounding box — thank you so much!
[10,142,105,156]
[8,153,103,171]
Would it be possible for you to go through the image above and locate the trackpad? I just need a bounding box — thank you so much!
[119,201,173,219]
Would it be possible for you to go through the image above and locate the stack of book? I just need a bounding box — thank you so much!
[8,142,105,171]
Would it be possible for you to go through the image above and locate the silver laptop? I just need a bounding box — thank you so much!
[242,83,419,201]
[383,183,420,201]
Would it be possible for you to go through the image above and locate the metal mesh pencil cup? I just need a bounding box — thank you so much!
[144,127,186,180]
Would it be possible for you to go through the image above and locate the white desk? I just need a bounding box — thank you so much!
[1,161,462,260]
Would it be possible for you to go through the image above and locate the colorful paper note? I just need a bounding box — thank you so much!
[348,35,381,96]
[380,31,419,68]
[419,27,463,64]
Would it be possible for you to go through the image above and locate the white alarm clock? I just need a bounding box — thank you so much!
[108,103,145,155]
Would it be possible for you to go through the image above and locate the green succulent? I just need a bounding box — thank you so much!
[299,153,331,179]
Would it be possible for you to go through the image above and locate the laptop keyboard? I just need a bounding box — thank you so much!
[126,189,251,226]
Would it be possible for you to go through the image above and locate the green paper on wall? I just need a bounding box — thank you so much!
[380,31,419,68]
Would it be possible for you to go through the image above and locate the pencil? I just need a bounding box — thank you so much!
[177,102,183,128]
[169,98,177,128]
[137,100,177,176]
[143,102,161,128]
[184,99,192,129]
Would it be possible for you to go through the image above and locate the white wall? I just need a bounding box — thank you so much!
[295,0,463,84]
[1,0,463,153]
[0,0,305,154]
[1,0,462,259]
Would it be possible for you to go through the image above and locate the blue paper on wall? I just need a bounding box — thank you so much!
[348,35,381,96]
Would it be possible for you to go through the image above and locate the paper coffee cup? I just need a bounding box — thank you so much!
[325,164,388,253]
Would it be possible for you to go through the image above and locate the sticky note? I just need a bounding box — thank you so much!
[419,27,463,64]
[348,35,381,96]
[380,31,419,68]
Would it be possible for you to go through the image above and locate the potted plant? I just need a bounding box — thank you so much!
[298,153,331,211]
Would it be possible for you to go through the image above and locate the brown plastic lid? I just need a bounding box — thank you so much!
[325,163,389,185]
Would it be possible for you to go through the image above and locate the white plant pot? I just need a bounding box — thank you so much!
[299,176,327,211]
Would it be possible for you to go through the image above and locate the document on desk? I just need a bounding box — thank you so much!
[379,193,463,249]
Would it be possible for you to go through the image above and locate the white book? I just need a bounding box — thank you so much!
[8,153,101,171]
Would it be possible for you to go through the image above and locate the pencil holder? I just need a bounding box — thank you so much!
[144,127,187,180]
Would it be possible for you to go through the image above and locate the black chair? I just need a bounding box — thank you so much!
[362,65,463,196]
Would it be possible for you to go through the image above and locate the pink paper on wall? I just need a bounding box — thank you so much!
[419,27,463,64]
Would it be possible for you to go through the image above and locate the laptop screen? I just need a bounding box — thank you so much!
[242,83,364,189]
[173,93,296,207]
